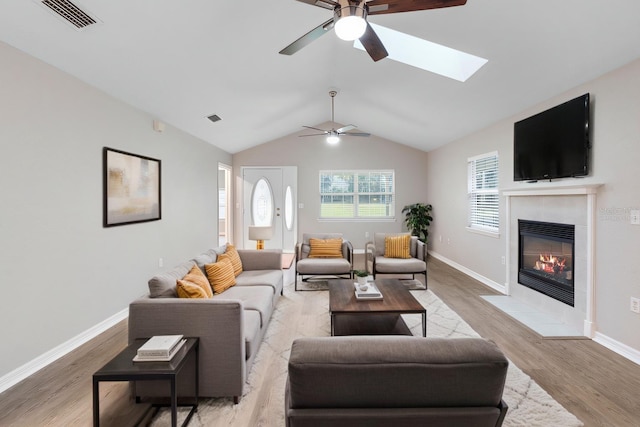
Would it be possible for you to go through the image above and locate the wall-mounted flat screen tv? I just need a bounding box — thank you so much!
[514,93,590,182]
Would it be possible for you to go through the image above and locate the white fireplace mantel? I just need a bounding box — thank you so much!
[503,183,602,337]
[502,183,602,197]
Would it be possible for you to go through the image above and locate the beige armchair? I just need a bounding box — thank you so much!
[295,233,353,291]
[366,232,427,289]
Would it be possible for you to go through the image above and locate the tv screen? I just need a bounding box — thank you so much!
[514,93,590,181]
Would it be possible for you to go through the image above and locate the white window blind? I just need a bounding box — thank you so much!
[320,170,394,219]
[468,152,499,232]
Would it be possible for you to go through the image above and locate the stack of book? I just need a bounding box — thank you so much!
[133,335,186,362]
[354,282,383,301]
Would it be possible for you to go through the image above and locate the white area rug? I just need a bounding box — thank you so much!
[152,283,583,427]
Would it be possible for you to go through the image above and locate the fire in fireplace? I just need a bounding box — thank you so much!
[518,220,575,306]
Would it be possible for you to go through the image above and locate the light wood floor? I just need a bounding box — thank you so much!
[1,256,639,426]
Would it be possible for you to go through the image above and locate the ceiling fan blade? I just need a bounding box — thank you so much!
[367,0,467,15]
[295,0,339,9]
[342,132,371,137]
[359,22,388,62]
[279,18,335,56]
[299,133,328,137]
[302,125,329,133]
[335,124,356,133]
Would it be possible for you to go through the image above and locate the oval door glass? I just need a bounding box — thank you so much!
[284,185,293,230]
[251,178,273,226]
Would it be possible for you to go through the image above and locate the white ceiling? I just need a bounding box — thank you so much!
[2,0,639,154]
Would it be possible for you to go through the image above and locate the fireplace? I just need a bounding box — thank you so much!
[518,220,575,306]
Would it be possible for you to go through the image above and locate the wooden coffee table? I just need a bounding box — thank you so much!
[329,279,426,337]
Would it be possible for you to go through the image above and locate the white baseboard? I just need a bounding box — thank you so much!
[429,251,507,294]
[593,332,640,366]
[430,251,640,366]
[0,308,129,394]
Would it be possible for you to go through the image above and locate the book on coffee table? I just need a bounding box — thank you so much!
[133,335,186,362]
[354,282,383,300]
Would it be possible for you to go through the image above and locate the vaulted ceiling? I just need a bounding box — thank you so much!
[2,0,639,153]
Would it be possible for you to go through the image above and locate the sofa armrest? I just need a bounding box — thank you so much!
[128,296,246,396]
[237,249,282,271]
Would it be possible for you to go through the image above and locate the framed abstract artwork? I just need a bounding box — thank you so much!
[103,147,161,227]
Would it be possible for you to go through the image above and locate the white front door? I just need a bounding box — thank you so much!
[242,167,296,251]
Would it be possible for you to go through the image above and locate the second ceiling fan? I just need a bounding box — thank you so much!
[300,90,370,144]
[279,0,468,62]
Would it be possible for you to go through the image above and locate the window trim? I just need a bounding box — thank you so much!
[319,169,396,220]
[467,151,500,235]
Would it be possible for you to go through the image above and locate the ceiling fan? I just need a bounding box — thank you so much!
[279,0,468,62]
[300,90,370,144]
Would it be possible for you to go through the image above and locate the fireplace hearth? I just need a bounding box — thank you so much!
[518,219,575,306]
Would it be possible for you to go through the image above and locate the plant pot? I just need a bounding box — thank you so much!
[356,276,367,286]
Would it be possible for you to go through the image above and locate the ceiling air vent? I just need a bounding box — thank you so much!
[207,114,222,123]
[39,0,98,30]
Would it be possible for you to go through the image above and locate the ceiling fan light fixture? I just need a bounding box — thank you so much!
[326,134,340,144]
[334,6,367,41]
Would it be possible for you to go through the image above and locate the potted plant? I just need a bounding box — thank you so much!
[353,269,368,286]
[402,203,433,244]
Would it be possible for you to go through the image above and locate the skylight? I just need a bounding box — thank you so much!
[353,23,487,82]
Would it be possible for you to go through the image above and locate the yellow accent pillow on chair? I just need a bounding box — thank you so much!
[384,234,411,259]
[308,238,343,258]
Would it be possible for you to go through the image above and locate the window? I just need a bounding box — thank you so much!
[320,170,394,219]
[468,152,499,233]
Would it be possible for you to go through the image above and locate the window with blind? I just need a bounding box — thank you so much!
[319,170,395,219]
[467,152,499,233]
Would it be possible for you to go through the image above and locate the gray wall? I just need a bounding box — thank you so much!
[232,123,430,251]
[0,42,231,378]
[426,58,640,352]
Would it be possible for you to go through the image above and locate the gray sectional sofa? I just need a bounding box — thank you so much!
[286,336,509,427]
[128,245,283,403]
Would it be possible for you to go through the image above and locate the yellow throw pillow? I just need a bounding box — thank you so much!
[205,258,236,294]
[176,280,209,299]
[384,234,411,259]
[308,238,343,258]
[224,243,243,277]
[180,263,213,298]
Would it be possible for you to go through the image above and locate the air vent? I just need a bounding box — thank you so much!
[207,114,222,123]
[39,0,98,30]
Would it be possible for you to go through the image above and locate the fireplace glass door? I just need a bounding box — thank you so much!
[518,220,575,306]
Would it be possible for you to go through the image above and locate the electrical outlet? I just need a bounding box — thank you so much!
[439,235,442,242]
[501,256,506,265]
[158,257,164,268]
[365,231,370,238]
[631,210,640,225]
[631,297,640,313]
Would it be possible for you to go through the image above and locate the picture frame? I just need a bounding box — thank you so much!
[103,147,161,227]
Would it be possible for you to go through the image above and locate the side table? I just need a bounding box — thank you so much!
[93,337,199,427]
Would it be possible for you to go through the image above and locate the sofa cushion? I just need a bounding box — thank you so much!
[205,258,236,294]
[234,269,283,295]
[384,234,411,259]
[243,309,262,361]
[176,280,210,299]
[224,244,244,276]
[214,285,273,327]
[148,260,194,298]
[287,336,508,409]
[297,258,351,275]
[308,238,343,258]
[191,249,218,274]
[375,256,426,274]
